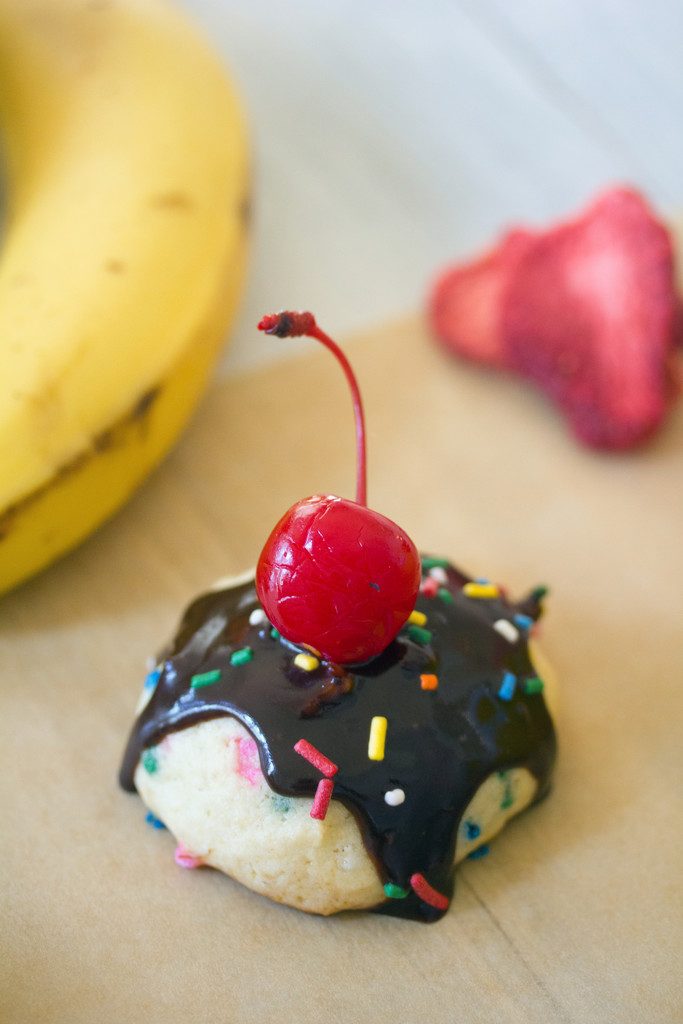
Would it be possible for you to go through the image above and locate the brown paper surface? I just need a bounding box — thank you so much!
[1,314,682,1024]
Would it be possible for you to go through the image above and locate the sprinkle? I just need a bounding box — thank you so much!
[420,673,438,691]
[144,666,161,690]
[463,582,500,599]
[437,587,454,605]
[270,627,281,640]
[271,795,292,813]
[310,778,334,819]
[191,668,221,688]
[420,577,439,598]
[498,671,517,701]
[475,576,491,584]
[513,613,534,631]
[249,608,267,627]
[464,820,481,841]
[294,652,320,672]
[302,643,322,657]
[493,619,520,643]
[532,584,549,601]
[407,624,432,646]
[421,556,449,571]
[524,676,544,695]
[410,872,449,911]
[467,844,490,860]
[294,738,338,777]
[142,748,158,774]
[384,788,405,806]
[145,812,167,830]
[236,736,261,785]
[384,882,409,899]
[500,773,514,810]
[368,716,388,761]
[230,646,253,667]
[174,843,203,870]
[429,566,448,585]
[408,609,427,627]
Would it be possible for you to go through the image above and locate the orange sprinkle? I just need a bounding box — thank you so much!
[420,673,438,691]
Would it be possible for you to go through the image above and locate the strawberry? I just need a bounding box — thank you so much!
[428,187,679,450]
[429,228,534,369]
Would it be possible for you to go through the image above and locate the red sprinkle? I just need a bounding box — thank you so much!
[420,577,439,598]
[310,778,334,820]
[410,872,450,911]
[294,738,338,777]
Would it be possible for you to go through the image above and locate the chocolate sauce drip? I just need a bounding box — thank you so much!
[120,559,556,922]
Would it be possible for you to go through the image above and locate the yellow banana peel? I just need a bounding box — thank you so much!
[0,0,249,595]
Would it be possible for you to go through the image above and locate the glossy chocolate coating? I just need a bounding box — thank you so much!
[120,559,556,922]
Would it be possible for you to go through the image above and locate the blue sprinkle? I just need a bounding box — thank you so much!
[464,820,481,841]
[475,577,491,585]
[498,670,517,701]
[513,613,534,631]
[144,667,161,690]
[467,844,490,860]
[145,812,167,830]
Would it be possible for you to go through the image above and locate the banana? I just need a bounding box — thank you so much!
[0,0,249,595]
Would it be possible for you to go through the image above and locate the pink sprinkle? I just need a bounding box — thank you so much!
[175,843,203,870]
[410,872,449,911]
[310,778,334,820]
[420,577,439,598]
[236,736,262,785]
[294,739,338,778]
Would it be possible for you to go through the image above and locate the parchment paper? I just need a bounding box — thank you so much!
[1,314,681,1024]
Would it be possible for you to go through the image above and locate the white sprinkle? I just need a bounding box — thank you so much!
[384,788,406,806]
[429,567,448,585]
[249,608,268,627]
[493,619,520,643]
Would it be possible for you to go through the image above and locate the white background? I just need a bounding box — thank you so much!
[181,0,683,375]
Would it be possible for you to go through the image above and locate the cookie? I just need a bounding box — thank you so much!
[121,560,557,922]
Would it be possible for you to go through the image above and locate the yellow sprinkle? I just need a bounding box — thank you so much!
[463,582,500,599]
[294,653,320,672]
[368,716,388,761]
[408,610,427,627]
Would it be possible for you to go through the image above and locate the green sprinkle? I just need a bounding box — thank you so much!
[497,769,514,809]
[270,627,280,640]
[384,882,409,900]
[271,795,293,814]
[532,584,549,601]
[142,748,158,774]
[191,668,221,689]
[523,676,544,695]
[437,587,454,605]
[407,624,432,646]
[421,556,449,571]
[230,646,253,667]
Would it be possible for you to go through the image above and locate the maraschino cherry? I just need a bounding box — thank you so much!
[256,311,421,665]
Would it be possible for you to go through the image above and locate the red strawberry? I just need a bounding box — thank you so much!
[429,228,534,369]
[428,187,679,450]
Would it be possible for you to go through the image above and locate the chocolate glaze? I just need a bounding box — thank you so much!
[120,559,556,922]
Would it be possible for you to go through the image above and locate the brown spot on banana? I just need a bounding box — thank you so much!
[0,386,160,541]
[149,191,193,211]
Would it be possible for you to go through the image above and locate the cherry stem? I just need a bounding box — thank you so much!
[258,311,367,506]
